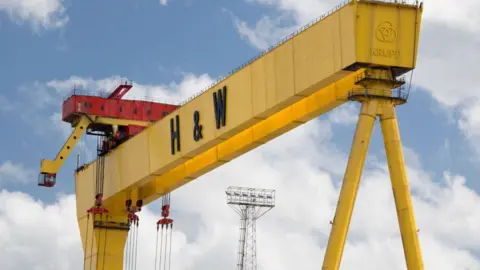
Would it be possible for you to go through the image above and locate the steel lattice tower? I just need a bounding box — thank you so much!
[226,186,275,270]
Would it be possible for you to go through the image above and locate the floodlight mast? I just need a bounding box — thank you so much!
[226,186,275,270]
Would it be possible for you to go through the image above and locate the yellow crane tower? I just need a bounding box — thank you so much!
[39,0,424,269]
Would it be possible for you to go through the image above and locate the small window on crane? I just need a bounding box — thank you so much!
[119,107,123,113]
[147,109,151,116]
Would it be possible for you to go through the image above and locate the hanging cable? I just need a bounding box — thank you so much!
[155,193,174,270]
[163,227,168,270]
[155,225,160,269]
[156,223,164,270]
[134,220,139,270]
[102,215,109,270]
[124,223,130,270]
[168,223,173,270]
[95,214,103,268]
[124,221,132,270]
[125,199,140,270]
[83,214,90,270]
[129,223,134,270]
[88,213,95,270]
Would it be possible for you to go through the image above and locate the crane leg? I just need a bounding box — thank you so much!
[379,103,424,270]
[322,99,378,270]
[79,214,129,270]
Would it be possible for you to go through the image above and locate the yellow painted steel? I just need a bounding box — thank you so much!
[322,99,378,269]
[322,98,423,270]
[40,115,151,175]
[68,1,424,269]
[79,215,129,270]
[380,105,424,269]
[93,116,151,128]
[40,115,90,174]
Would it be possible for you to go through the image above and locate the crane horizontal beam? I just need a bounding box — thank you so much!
[75,0,422,216]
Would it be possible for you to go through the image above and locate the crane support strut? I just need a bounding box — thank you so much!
[322,68,424,269]
[40,114,152,179]
[40,116,91,174]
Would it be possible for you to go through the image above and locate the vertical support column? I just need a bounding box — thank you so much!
[379,103,424,270]
[322,99,378,270]
[79,214,129,270]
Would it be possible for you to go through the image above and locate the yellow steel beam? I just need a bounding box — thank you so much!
[322,99,378,269]
[92,116,152,127]
[40,115,152,175]
[40,115,91,174]
[135,72,361,206]
[380,104,424,269]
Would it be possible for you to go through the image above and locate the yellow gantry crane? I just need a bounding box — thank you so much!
[39,1,424,269]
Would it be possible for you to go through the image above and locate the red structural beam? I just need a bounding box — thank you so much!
[107,83,133,100]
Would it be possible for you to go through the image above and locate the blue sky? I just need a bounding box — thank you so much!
[1,1,480,269]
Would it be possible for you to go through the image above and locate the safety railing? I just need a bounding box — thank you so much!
[122,96,182,106]
[365,0,419,6]
[63,87,182,106]
[354,71,406,86]
[63,89,110,101]
[348,85,409,101]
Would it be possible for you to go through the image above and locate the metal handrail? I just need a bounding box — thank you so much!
[354,72,406,85]
[348,86,409,101]
[63,89,182,106]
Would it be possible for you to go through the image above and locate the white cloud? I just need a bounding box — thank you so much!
[0,161,34,185]
[160,0,168,5]
[328,103,359,125]
[1,119,479,269]
[0,0,69,31]
[235,14,297,51]
[420,0,480,33]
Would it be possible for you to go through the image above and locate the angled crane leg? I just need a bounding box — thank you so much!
[379,103,424,270]
[322,99,378,270]
[40,115,91,174]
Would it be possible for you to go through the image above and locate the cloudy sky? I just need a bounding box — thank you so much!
[1,0,480,269]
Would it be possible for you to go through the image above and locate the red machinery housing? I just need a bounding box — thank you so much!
[38,82,179,187]
[62,82,179,138]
